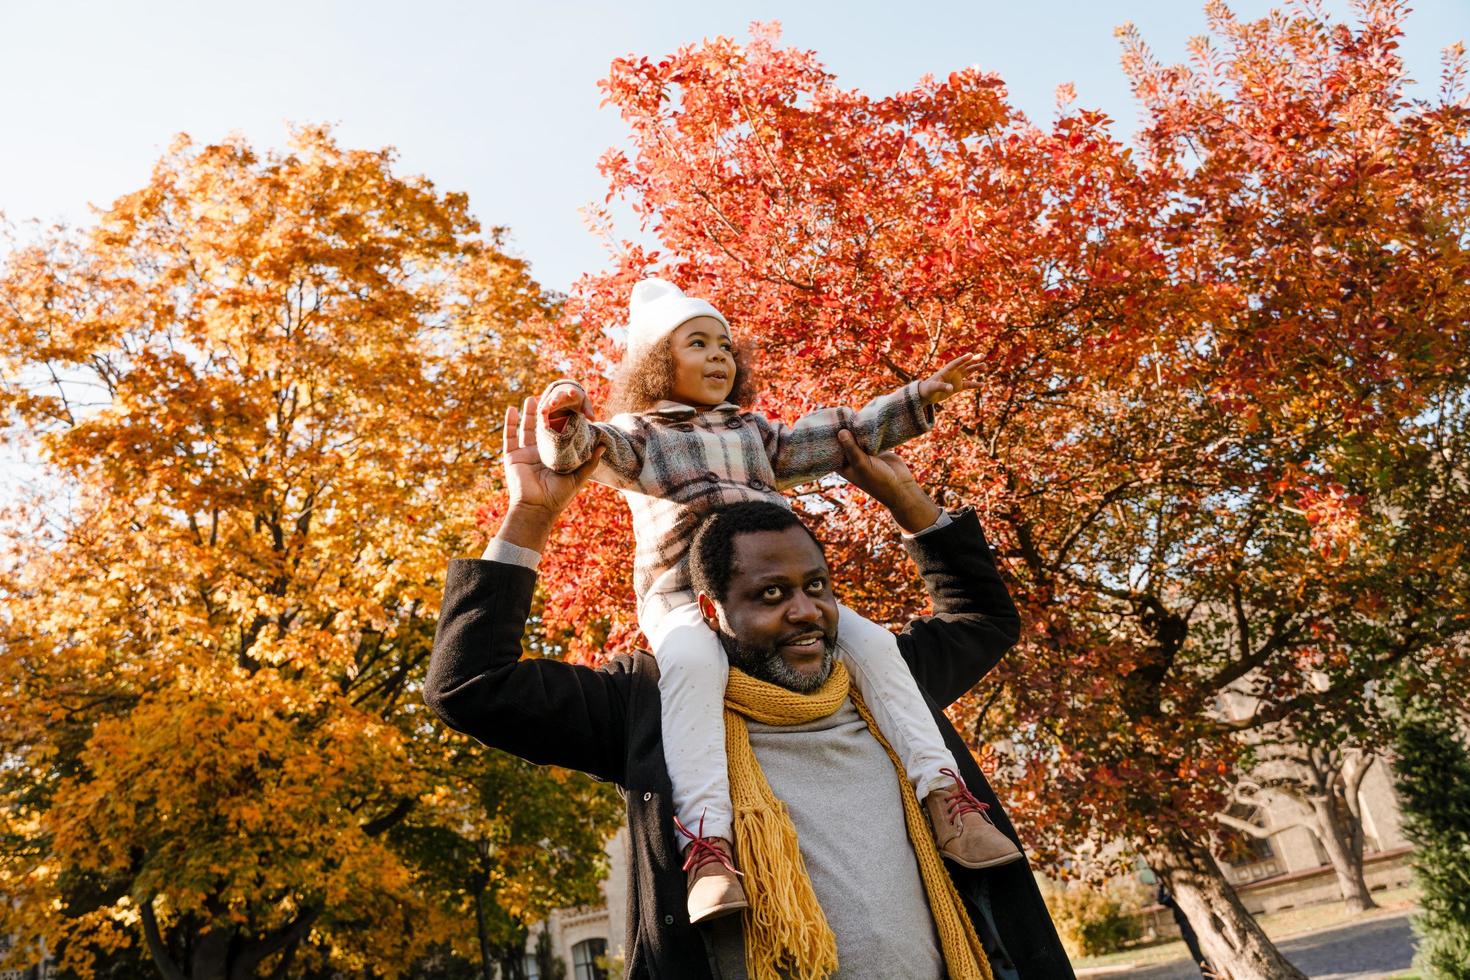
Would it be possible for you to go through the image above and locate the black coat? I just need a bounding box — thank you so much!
[423,509,1075,979]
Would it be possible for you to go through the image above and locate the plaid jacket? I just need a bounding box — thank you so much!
[537,381,934,618]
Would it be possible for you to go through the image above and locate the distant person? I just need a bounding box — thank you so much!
[1156,880,1213,978]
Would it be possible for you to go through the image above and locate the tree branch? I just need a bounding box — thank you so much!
[1227,629,1425,731]
[231,907,320,980]
[1207,609,1306,692]
[1214,810,1310,840]
[140,897,187,980]
[361,797,415,837]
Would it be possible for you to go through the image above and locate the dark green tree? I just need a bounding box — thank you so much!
[1393,707,1470,978]
[531,928,568,980]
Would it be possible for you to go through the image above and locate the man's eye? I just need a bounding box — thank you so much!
[762,587,783,601]
[806,579,827,594]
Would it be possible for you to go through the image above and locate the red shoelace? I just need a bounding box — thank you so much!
[673,813,743,877]
[939,767,993,823]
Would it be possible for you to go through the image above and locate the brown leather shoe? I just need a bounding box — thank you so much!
[676,818,748,924]
[924,769,1025,870]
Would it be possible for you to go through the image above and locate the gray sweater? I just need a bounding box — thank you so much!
[702,697,944,979]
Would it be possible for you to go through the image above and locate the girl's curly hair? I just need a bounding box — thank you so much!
[606,335,757,416]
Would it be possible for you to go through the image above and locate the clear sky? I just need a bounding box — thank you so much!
[2,0,1467,295]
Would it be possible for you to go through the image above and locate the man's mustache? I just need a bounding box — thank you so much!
[774,628,834,647]
[718,627,838,692]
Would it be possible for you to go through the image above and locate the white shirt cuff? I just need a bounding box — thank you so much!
[482,537,542,570]
[902,509,954,540]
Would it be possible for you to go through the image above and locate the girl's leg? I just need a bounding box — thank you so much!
[836,603,957,798]
[647,601,734,843]
[838,603,1024,869]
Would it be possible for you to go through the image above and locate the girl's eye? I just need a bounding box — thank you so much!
[691,339,705,347]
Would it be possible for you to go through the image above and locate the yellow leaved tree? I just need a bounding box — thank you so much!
[0,126,620,979]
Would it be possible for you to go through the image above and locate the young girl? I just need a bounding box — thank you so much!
[537,278,1022,923]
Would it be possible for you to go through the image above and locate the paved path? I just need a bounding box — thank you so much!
[1121,910,1416,980]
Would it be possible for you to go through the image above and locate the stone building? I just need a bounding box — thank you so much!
[524,827,629,979]
[1208,681,1416,914]
[1212,754,1414,915]
[0,933,49,980]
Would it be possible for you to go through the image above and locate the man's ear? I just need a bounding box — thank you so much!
[697,592,720,631]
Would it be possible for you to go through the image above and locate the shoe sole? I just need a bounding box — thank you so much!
[688,899,750,924]
[943,850,1027,870]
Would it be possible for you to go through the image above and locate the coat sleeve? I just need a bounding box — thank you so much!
[754,381,935,490]
[895,507,1022,709]
[423,557,631,783]
[534,380,647,489]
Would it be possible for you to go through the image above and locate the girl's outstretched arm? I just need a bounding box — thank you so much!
[758,354,982,489]
[757,380,934,489]
[533,380,646,488]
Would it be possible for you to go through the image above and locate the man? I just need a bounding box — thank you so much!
[424,397,1073,979]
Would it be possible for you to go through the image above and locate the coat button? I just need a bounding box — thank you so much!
[675,422,695,432]
[747,478,766,491]
[664,914,675,925]
[725,417,743,429]
[642,792,652,801]
[705,472,720,483]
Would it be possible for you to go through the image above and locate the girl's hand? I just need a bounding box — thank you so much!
[497,396,604,551]
[918,353,982,405]
[540,382,595,433]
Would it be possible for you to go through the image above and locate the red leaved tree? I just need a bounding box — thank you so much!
[531,6,1470,978]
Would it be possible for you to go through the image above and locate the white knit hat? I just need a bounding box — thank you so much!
[626,278,731,359]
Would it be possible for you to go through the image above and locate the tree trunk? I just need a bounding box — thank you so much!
[474,887,496,980]
[188,925,231,980]
[495,942,529,980]
[1311,793,1378,913]
[1147,830,1307,980]
[140,898,187,980]
[1224,745,1382,915]
[140,894,319,980]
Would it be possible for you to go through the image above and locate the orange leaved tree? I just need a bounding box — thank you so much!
[0,127,620,979]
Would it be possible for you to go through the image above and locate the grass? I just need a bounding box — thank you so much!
[1072,885,1420,974]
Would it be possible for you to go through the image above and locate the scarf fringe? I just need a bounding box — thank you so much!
[732,782,839,979]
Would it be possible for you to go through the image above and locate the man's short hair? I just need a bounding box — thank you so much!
[688,502,824,603]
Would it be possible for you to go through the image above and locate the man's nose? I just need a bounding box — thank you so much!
[786,590,822,625]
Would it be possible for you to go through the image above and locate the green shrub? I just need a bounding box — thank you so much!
[1393,711,1470,979]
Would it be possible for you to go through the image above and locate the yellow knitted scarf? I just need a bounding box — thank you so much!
[723,660,993,980]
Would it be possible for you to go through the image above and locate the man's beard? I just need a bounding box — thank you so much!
[717,628,837,693]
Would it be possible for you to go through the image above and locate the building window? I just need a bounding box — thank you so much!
[572,938,608,980]
[1216,803,1282,883]
[523,953,540,980]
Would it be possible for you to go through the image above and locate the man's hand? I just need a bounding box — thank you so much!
[836,429,942,534]
[917,353,982,406]
[540,382,594,434]
[493,395,603,554]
